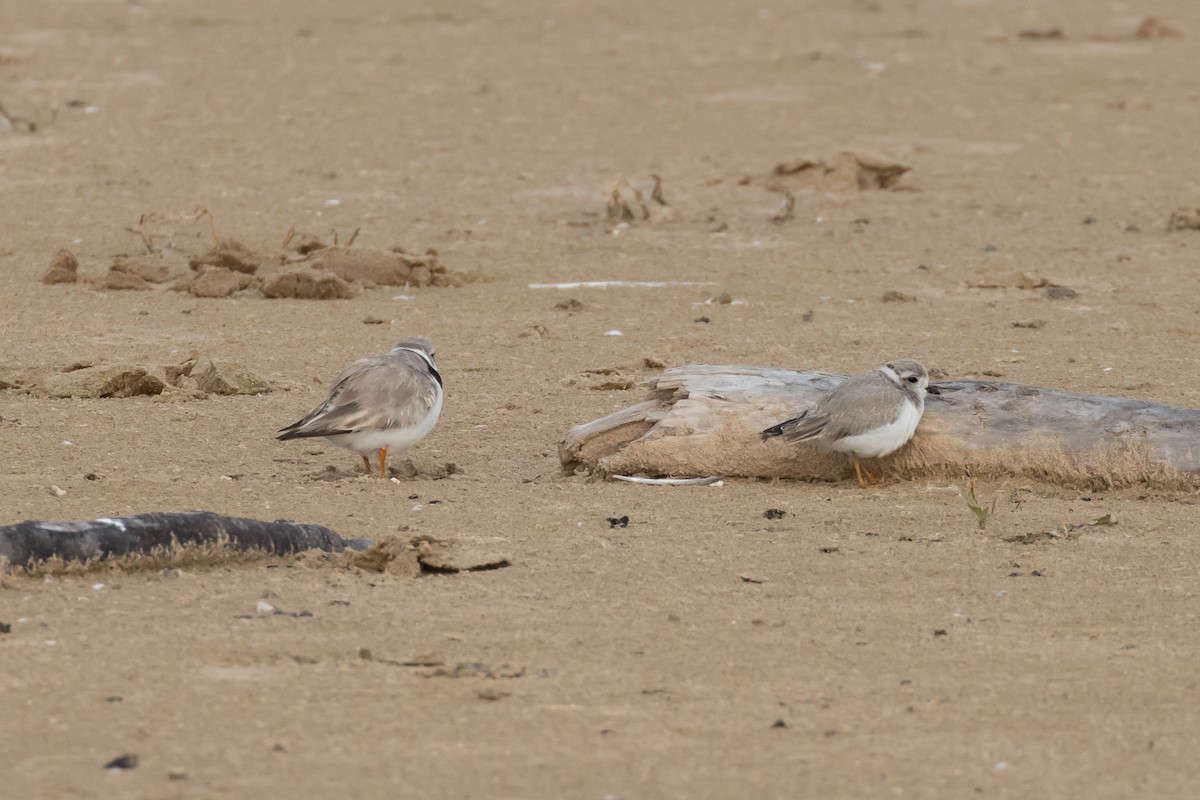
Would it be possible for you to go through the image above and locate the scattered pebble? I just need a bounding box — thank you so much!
[606,515,630,528]
[105,754,138,771]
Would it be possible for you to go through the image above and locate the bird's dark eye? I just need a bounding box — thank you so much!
[906,376,918,383]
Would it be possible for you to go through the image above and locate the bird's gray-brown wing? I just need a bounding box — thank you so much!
[276,351,440,439]
[761,408,831,442]
[816,370,906,441]
[761,369,907,443]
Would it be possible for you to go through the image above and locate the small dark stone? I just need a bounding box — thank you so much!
[1082,215,1098,225]
[694,316,710,324]
[801,310,814,322]
[819,546,839,554]
[428,500,442,505]
[105,754,138,770]
[1045,285,1078,300]
[0,622,10,634]
[105,695,122,703]
[763,508,786,520]
[933,629,948,637]
[771,719,788,729]
[606,515,630,528]
[981,243,998,252]
[1031,570,1044,577]
[85,473,99,481]
[900,679,912,686]
[1125,224,1140,233]
[407,494,419,500]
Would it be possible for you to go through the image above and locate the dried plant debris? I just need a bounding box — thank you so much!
[566,366,638,391]
[348,534,511,577]
[47,215,467,300]
[761,152,912,193]
[1017,28,1066,40]
[602,176,675,226]
[0,99,41,133]
[1006,514,1116,545]
[553,298,595,313]
[125,208,218,253]
[970,272,1077,298]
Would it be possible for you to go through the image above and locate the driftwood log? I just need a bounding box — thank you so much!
[0,511,357,571]
[560,365,1200,489]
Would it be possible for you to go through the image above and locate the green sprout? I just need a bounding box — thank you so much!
[965,472,996,530]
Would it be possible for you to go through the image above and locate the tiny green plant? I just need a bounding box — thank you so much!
[965,472,996,530]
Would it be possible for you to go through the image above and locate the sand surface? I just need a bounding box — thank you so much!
[3,1,1200,797]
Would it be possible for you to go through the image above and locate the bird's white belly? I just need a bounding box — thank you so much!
[325,390,443,456]
[827,399,922,459]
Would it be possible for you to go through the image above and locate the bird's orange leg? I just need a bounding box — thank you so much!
[852,456,868,488]
[378,446,389,478]
[855,457,880,487]
[361,455,371,474]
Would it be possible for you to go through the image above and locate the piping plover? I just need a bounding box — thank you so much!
[277,337,443,477]
[761,358,938,487]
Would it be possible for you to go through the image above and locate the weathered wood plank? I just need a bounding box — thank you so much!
[561,365,1200,488]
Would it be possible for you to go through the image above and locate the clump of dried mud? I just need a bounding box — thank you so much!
[42,220,468,300]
